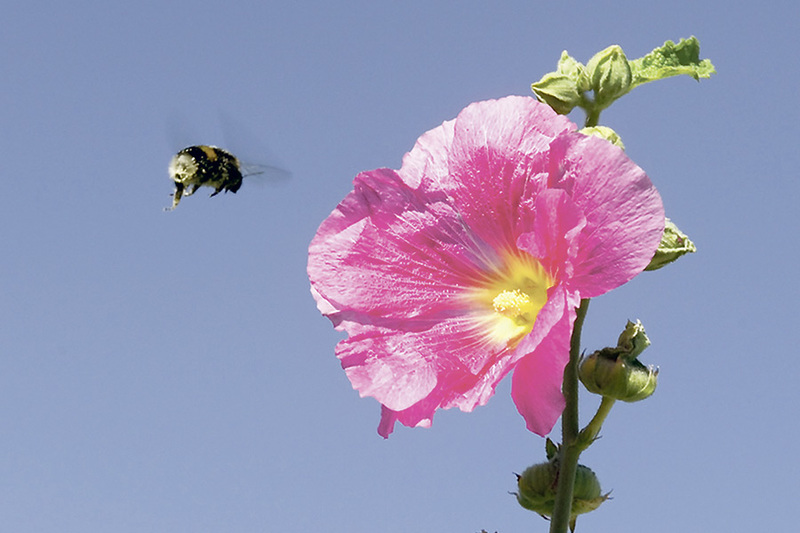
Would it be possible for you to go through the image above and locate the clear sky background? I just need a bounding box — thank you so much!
[2,1,797,532]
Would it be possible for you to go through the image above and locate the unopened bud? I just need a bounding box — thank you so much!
[582,45,632,108]
[515,461,609,519]
[579,126,625,150]
[616,319,650,360]
[532,73,582,115]
[579,320,658,402]
[555,50,585,84]
[645,218,696,271]
[579,351,658,402]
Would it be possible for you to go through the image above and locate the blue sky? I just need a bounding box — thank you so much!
[2,1,798,531]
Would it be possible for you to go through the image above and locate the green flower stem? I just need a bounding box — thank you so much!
[549,298,590,533]
[583,107,601,128]
[578,396,616,452]
[576,92,602,129]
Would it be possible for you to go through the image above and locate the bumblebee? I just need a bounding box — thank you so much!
[166,145,261,210]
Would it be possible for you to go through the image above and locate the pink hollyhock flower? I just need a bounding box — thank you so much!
[308,96,664,438]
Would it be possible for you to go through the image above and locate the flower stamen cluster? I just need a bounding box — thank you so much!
[471,252,552,348]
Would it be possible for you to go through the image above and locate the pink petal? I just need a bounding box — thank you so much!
[336,327,438,413]
[511,287,579,436]
[397,117,455,190]
[336,314,517,426]
[546,133,665,296]
[308,168,496,322]
[516,188,587,284]
[378,401,434,438]
[400,96,576,251]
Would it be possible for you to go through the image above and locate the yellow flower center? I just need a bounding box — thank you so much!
[492,289,537,324]
[468,251,553,348]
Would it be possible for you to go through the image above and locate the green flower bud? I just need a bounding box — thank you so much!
[515,462,609,520]
[645,218,697,271]
[579,351,658,402]
[531,73,582,115]
[581,45,632,108]
[556,50,585,82]
[579,320,657,402]
[579,126,625,150]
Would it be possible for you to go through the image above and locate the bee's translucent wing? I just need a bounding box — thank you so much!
[239,162,292,181]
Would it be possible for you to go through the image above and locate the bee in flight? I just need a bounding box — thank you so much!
[166,145,264,211]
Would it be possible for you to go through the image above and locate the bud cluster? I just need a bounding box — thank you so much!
[531,46,633,116]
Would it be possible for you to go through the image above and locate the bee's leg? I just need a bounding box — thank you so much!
[168,183,184,210]
[209,186,224,198]
[187,184,201,197]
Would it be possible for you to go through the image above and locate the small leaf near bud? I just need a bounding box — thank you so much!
[629,36,716,88]
[545,438,559,461]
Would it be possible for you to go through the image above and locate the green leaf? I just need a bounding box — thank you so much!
[545,438,559,461]
[630,36,716,88]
